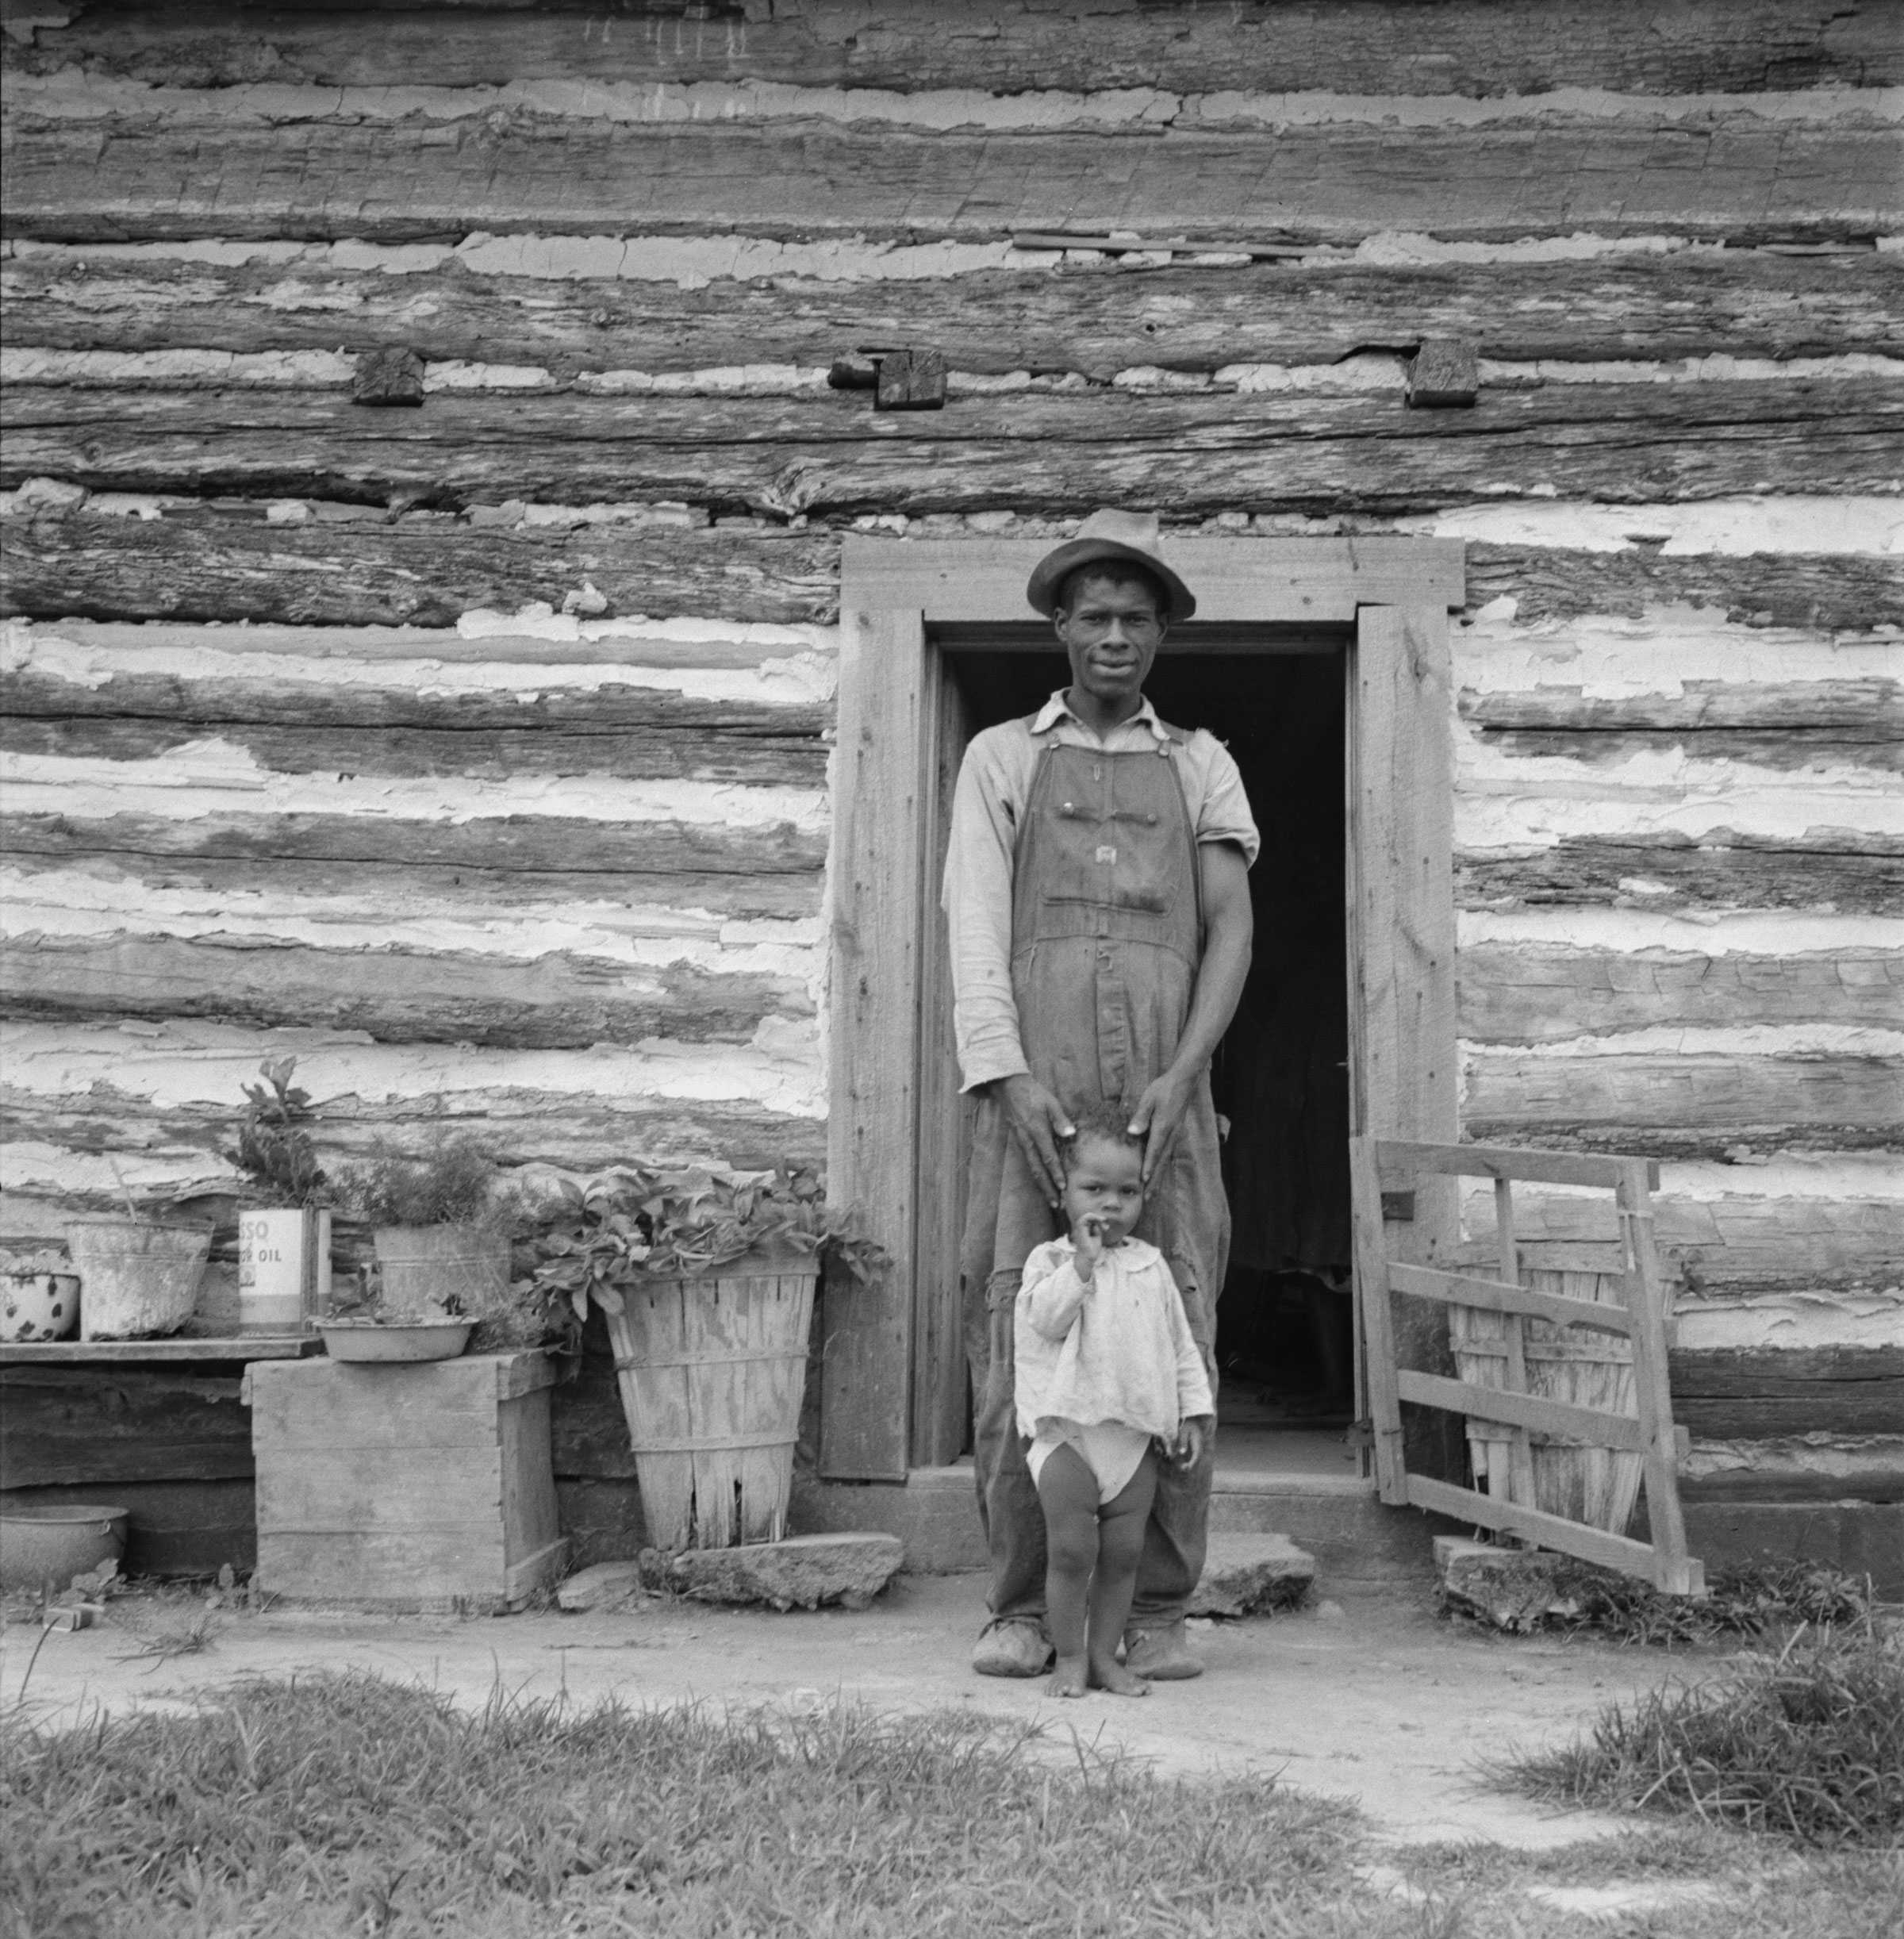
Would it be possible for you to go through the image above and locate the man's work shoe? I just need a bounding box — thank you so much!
[1122,1621,1203,1680]
[971,1619,1053,1678]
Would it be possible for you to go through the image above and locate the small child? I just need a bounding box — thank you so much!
[1015,1103,1215,1698]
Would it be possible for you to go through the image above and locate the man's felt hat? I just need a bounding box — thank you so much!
[1025,508,1196,621]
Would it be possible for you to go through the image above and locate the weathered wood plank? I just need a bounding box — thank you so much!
[8,379,1897,515]
[1682,1471,1904,1506]
[0,934,810,1049]
[1468,726,1903,774]
[3,662,830,745]
[0,503,840,626]
[0,711,828,787]
[1460,837,1904,916]
[0,845,823,923]
[1460,944,1904,1044]
[1465,543,1904,635]
[4,114,1892,247]
[8,250,1899,372]
[0,809,827,877]
[821,606,927,1481]
[13,1,1897,95]
[0,1092,827,1179]
[1482,1192,1904,1296]
[1669,1345,1904,1392]
[1461,681,1904,737]
[1464,1051,1904,1149]
[0,1366,251,1488]
[8,506,1895,635]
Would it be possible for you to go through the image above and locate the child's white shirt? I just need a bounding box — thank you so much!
[1014,1235,1214,1445]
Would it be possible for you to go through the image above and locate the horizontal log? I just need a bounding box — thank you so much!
[8,249,1900,373]
[1460,944,1904,1045]
[0,1365,251,1488]
[0,1092,828,1179]
[1461,680,1904,737]
[0,934,811,1049]
[0,809,827,877]
[1668,1346,1904,1392]
[1679,1391,1904,1437]
[0,844,824,923]
[7,379,1898,515]
[0,502,840,627]
[7,505,1896,636]
[0,713,827,786]
[1469,726,1902,774]
[1476,1192,1904,1296]
[13,2,1895,96]
[1465,543,1904,635]
[2,657,830,744]
[5,104,1894,248]
[1681,1472,1904,1506]
[1460,837,1904,916]
[1465,1051,1904,1142]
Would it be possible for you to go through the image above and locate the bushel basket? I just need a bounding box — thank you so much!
[605,1250,817,1551]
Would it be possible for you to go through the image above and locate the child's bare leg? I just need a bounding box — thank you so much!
[1088,1454,1157,1695]
[1035,1444,1100,1697]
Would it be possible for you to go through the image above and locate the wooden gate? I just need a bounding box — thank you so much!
[1351,1137,1705,1595]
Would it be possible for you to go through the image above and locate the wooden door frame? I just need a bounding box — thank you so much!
[823,536,1464,1480]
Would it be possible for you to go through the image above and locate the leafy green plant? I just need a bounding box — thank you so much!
[332,1136,508,1231]
[227,1057,327,1207]
[530,1161,889,1324]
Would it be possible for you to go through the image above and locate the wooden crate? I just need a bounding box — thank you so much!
[248,1351,566,1613]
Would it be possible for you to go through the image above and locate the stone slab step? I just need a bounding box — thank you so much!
[794,1467,1438,1589]
[642,1530,904,1611]
[1187,1532,1315,1616]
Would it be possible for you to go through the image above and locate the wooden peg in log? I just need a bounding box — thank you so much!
[1407,339,1479,409]
[875,349,947,411]
[827,357,881,390]
[352,347,425,407]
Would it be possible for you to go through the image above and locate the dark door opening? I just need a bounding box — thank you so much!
[942,644,1353,1471]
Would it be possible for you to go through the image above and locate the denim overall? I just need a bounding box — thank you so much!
[962,716,1230,1633]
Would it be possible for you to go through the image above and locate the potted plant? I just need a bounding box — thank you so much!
[226,1056,332,1335]
[63,1159,213,1342]
[529,1162,887,1551]
[325,1136,518,1362]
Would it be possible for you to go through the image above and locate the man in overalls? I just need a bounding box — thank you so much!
[945,509,1257,1680]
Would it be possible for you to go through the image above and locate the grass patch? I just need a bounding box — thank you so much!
[2,1672,1425,1938]
[1503,1618,1904,1849]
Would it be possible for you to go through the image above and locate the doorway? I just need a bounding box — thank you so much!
[939,639,1356,1480]
[822,538,1461,1485]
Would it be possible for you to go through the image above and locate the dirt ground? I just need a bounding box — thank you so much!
[2,1571,1691,1851]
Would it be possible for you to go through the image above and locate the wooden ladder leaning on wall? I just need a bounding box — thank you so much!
[1350,1136,1706,1597]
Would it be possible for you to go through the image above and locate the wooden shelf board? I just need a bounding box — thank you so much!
[0,1336,322,1365]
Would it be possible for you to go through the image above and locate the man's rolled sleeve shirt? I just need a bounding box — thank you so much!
[942,690,1261,1094]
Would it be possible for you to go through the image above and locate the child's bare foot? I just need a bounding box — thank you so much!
[1050,1654,1089,1699]
[1088,1658,1150,1697]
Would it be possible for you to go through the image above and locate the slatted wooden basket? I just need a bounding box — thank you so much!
[603,1250,817,1552]
[1452,1240,1656,1534]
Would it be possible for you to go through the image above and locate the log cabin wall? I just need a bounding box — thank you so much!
[2,1,1899,1580]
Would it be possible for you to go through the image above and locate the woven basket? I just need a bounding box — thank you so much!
[604,1252,817,1552]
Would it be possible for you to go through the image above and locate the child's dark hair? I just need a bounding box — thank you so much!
[1060,1100,1144,1169]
